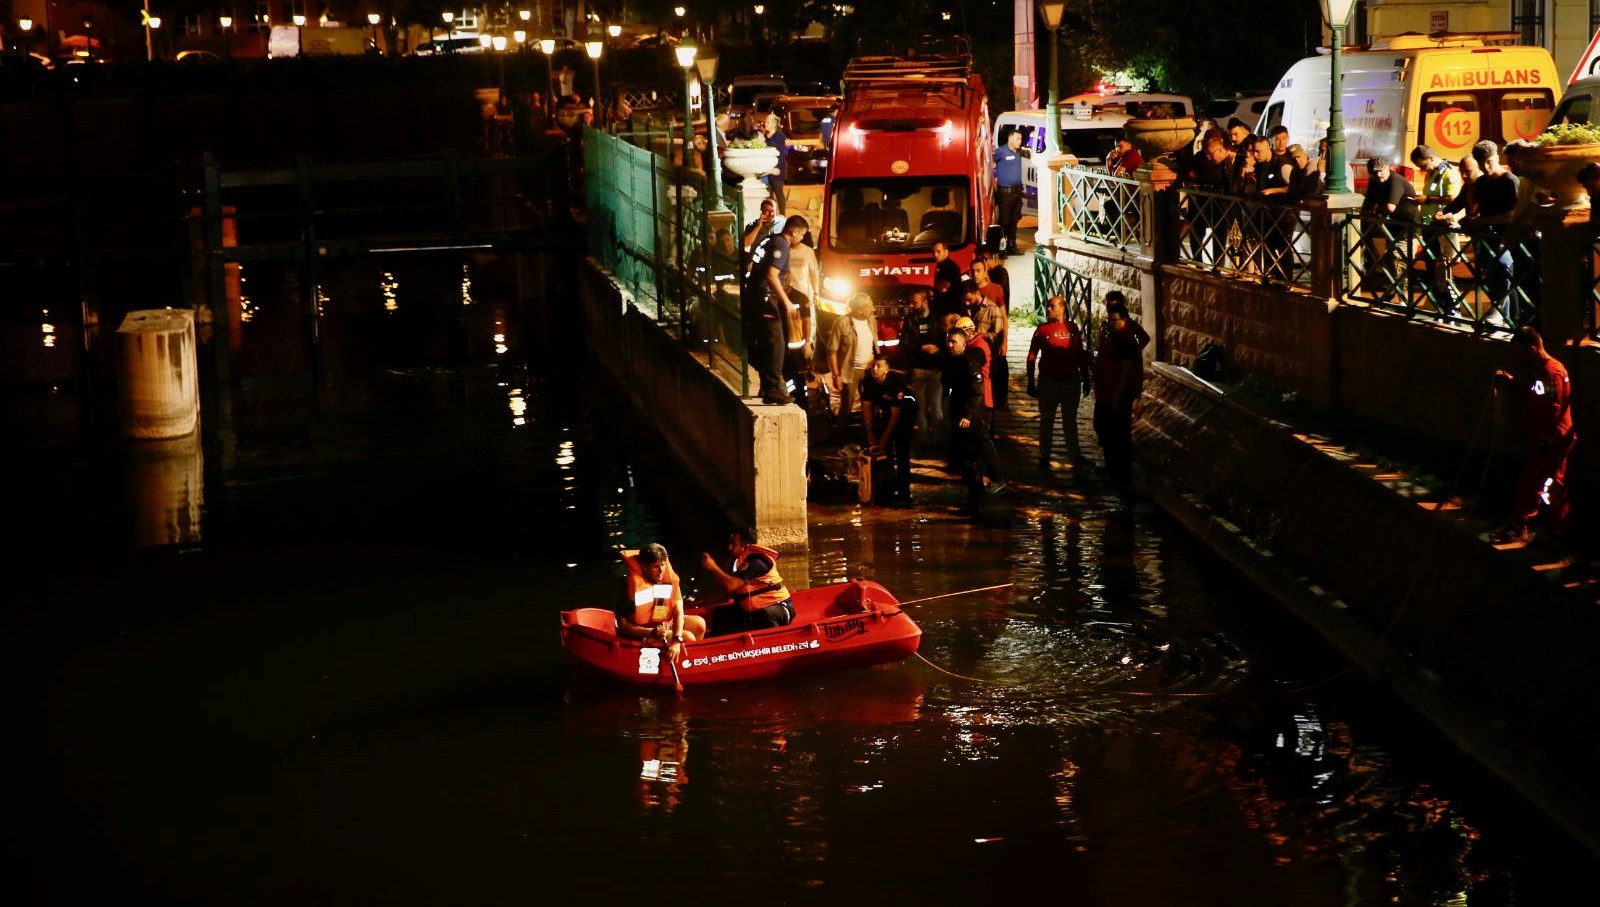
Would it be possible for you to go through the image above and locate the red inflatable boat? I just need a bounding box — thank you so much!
[559,580,922,686]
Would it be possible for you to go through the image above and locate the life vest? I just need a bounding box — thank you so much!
[622,550,682,627]
[730,543,790,612]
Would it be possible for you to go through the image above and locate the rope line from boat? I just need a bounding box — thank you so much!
[898,583,1015,606]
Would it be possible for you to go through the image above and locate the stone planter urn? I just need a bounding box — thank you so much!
[1123,117,1198,162]
[1512,143,1600,210]
[722,146,780,191]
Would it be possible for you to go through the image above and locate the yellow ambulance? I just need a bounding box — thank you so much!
[1258,34,1559,190]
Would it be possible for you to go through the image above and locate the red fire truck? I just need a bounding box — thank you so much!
[816,36,996,344]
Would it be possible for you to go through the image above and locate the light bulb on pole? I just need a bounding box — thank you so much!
[220,15,232,58]
[293,13,306,56]
[676,40,698,170]
[17,16,32,53]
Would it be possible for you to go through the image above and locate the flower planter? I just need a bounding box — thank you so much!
[723,146,780,190]
[1123,117,1198,162]
[1512,143,1600,210]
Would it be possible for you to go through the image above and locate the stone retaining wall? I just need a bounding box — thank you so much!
[578,259,808,546]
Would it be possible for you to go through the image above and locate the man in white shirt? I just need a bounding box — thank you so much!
[825,293,879,439]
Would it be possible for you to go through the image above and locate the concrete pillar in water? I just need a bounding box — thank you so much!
[117,309,199,439]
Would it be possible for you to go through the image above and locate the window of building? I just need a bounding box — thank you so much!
[1512,0,1545,47]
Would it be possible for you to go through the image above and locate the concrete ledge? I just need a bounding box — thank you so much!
[578,259,807,545]
[1136,361,1600,855]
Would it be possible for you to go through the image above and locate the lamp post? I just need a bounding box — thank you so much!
[219,15,232,60]
[696,51,726,213]
[148,16,162,60]
[1033,1,1066,247]
[675,40,698,170]
[539,38,556,122]
[367,12,381,53]
[586,39,603,127]
[17,17,32,53]
[293,14,306,56]
[442,11,454,52]
[608,24,621,41]
[1321,0,1355,194]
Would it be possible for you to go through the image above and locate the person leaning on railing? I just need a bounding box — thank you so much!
[1410,144,1464,318]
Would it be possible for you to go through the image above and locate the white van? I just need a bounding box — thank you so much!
[995,92,1194,216]
[1257,34,1558,190]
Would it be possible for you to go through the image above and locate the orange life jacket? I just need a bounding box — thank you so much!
[622,550,682,627]
[730,543,790,612]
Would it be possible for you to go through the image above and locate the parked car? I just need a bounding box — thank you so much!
[175,49,222,64]
[770,94,840,183]
[1204,91,1272,130]
[409,34,488,56]
[728,74,786,136]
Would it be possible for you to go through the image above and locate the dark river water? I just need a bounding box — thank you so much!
[4,255,1597,905]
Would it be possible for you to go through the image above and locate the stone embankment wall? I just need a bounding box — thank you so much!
[578,260,807,546]
[1135,362,1600,854]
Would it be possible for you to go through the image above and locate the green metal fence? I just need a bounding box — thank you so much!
[583,127,750,392]
[1032,249,1097,350]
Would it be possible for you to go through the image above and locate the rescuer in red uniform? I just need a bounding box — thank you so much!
[1491,327,1575,544]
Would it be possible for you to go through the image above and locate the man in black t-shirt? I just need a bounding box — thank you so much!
[1359,156,1419,296]
[1468,140,1523,324]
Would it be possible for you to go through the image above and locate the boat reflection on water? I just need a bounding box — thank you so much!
[565,665,932,814]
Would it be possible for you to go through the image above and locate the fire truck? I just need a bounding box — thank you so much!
[816,36,996,343]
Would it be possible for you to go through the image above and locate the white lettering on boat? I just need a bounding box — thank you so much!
[682,638,820,668]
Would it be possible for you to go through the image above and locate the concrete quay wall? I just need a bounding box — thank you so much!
[578,259,807,546]
[1134,362,1600,854]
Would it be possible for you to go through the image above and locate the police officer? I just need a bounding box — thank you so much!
[993,127,1027,256]
[742,215,809,405]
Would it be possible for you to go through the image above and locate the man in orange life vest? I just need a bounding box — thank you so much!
[699,526,794,637]
[619,544,707,663]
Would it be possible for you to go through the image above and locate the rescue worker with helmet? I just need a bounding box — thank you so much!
[619,543,706,664]
[699,526,793,637]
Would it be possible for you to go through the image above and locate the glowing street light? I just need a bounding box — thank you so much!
[674,6,686,17]
[17,16,32,53]
[442,11,455,53]
[513,30,527,48]
[220,14,232,59]
[539,37,555,54]
[293,13,306,57]
[518,9,531,23]
[608,24,621,38]
[367,12,381,53]
[587,39,604,125]
[493,35,508,51]
[478,33,493,50]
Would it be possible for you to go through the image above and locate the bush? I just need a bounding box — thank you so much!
[1536,122,1600,146]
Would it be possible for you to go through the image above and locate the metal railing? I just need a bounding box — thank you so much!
[1057,167,1142,253]
[583,127,750,393]
[1052,163,1562,338]
[1032,249,1098,349]
[1346,214,1541,335]
[1175,187,1315,290]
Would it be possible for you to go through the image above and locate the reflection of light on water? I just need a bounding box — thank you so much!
[506,385,526,426]
[40,310,55,348]
[380,271,399,313]
[556,439,575,467]
[239,268,255,323]
[460,264,474,306]
[315,285,330,318]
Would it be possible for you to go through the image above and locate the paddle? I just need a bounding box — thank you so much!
[665,646,685,695]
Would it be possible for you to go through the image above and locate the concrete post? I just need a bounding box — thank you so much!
[117,309,199,439]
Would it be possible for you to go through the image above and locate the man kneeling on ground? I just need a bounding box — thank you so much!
[699,527,794,636]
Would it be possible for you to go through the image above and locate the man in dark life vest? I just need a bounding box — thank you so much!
[618,544,707,663]
[699,527,794,637]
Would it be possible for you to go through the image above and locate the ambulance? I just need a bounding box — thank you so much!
[1257,34,1559,189]
[816,35,995,330]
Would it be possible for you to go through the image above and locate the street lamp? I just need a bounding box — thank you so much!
[1032,1,1066,247]
[586,39,603,126]
[696,50,726,212]
[608,24,621,40]
[1321,0,1356,194]
[478,34,493,51]
[293,14,306,56]
[539,37,555,54]
[367,12,381,53]
[219,15,232,59]
[513,30,526,48]
[675,40,698,170]
[518,9,531,24]
[148,16,162,61]
[442,11,455,52]
[17,17,33,54]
